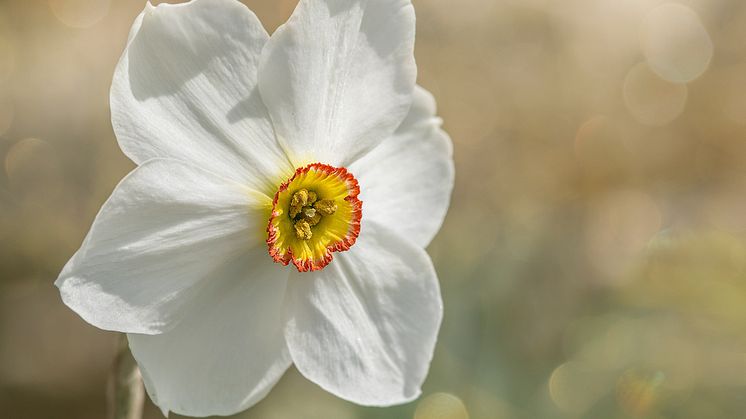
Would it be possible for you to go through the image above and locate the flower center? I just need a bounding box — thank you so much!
[267,163,362,272]
[288,189,338,240]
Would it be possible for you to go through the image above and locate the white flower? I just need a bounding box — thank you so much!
[55,0,454,416]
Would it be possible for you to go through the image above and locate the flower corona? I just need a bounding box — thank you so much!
[267,163,362,272]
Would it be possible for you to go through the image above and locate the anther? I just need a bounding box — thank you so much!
[314,200,338,216]
[289,189,310,218]
[289,191,337,240]
[294,219,313,240]
[304,208,322,226]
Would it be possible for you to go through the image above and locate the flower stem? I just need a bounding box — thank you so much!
[108,334,145,419]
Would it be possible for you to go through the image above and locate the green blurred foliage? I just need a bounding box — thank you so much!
[2,0,746,418]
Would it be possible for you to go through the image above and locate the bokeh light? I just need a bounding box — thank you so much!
[414,393,470,419]
[623,62,688,127]
[48,0,111,28]
[641,3,713,83]
[549,361,609,416]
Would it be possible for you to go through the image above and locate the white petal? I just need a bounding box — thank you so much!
[129,249,291,417]
[258,0,417,167]
[55,159,269,334]
[128,249,291,416]
[350,86,454,247]
[284,222,442,406]
[111,0,293,192]
[397,84,442,135]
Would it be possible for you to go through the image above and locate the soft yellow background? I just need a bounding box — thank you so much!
[2,0,746,418]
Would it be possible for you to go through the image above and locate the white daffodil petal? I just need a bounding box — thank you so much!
[56,159,269,335]
[111,0,293,192]
[258,0,417,167]
[350,86,454,248]
[128,249,291,417]
[284,222,443,406]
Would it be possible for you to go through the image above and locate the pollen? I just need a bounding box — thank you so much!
[294,218,313,240]
[314,199,338,216]
[288,189,337,240]
[267,163,362,272]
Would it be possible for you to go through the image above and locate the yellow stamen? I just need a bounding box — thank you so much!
[303,208,322,226]
[314,199,338,216]
[289,191,338,240]
[289,189,310,218]
[294,219,313,240]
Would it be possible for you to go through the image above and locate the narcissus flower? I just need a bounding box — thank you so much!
[55,0,454,416]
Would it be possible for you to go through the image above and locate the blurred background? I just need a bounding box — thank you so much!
[2,0,746,418]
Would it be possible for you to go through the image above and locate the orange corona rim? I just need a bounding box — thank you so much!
[267,163,362,272]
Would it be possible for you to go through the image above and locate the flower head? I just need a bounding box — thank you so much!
[55,0,454,416]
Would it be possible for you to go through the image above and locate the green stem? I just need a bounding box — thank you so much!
[108,334,145,419]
